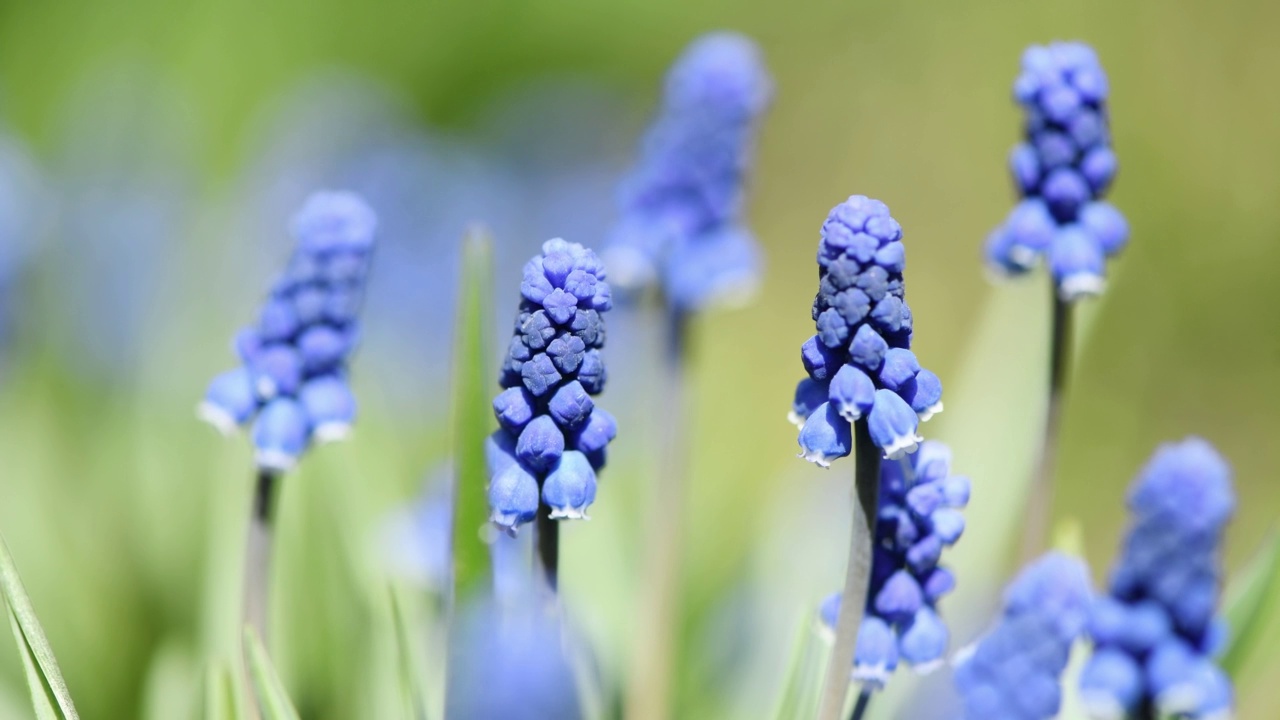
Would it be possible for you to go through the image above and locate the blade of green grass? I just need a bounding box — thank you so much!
[1220,530,1280,677]
[243,626,300,720]
[8,612,58,720]
[389,586,431,720]
[0,533,79,720]
[449,227,495,601]
[204,661,239,720]
[772,609,829,720]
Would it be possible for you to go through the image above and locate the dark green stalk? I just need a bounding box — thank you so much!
[849,689,872,720]
[536,507,560,591]
[1020,289,1073,563]
[817,421,880,720]
[244,469,279,645]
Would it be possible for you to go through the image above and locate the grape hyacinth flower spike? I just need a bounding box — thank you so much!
[487,239,614,588]
[605,32,772,720]
[1080,438,1235,720]
[605,31,772,313]
[985,42,1127,300]
[819,441,969,703]
[983,43,1128,560]
[954,552,1094,720]
[795,195,943,720]
[197,190,376,642]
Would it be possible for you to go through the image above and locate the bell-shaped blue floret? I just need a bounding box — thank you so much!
[299,375,357,443]
[199,367,259,435]
[252,398,311,472]
[797,402,851,467]
[1079,648,1143,719]
[1048,225,1105,301]
[250,344,303,399]
[852,616,899,688]
[542,451,598,520]
[516,416,565,473]
[488,461,540,533]
[828,365,874,422]
[905,368,943,421]
[898,607,948,671]
[548,381,594,430]
[790,377,828,427]
[867,389,921,459]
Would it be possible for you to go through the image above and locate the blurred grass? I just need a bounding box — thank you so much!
[0,0,1278,717]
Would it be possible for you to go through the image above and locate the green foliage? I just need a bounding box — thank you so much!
[244,627,300,720]
[449,228,496,601]
[0,534,79,720]
[1221,531,1280,678]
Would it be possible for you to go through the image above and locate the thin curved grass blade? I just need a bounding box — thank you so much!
[389,586,431,720]
[1221,530,1280,677]
[0,533,79,719]
[204,660,239,720]
[243,626,300,720]
[8,613,58,720]
[773,609,829,720]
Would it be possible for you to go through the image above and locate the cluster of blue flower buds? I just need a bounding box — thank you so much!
[985,42,1129,301]
[199,191,376,472]
[820,441,970,686]
[606,32,773,313]
[954,552,1094,720]
[793,195,942,463]
[1079,438,1235,719]
[486,239,616,533]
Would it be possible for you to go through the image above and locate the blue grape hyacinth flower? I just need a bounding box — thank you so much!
[793,195,943,462]
[954,552,1094,720]
[820,441,970,687]
[1079,438,1235,720]
[488,239,616,534]
[985,42,1129,301]
[199,191,377,472]
[605,32,773,313]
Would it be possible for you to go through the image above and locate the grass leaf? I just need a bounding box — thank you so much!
[389,586,431,720]
[8,612,58,720]
[449,227,496,600]
[0,533,79,719]
[772,609,829,720]
[243,626,300,720]
[203,661,239,720]
[1221,530,1280,677]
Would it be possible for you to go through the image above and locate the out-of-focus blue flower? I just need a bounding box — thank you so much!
[820,441,970,688]
[0,132,48,357]
[488,240,615,533]
[953,552,1093,720]
[446,597,582,720]
[985,42,1128,301]
[199,192,377,472]
[1080,438,1235,720]
[793,196,942,461]
[379,465,454,592]
[605,32,773,313]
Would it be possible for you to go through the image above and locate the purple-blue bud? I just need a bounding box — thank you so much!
[797,402,851,467]
[252,398,310,472]
[548,381,594,431]
[541,450,598,520]
[488,461,540,532]
[515,416,565,473]
[493,387,537,432]
[867,389,921,459]
[199,368,259,434]
[828,365,875,422]
[298,375,356,443]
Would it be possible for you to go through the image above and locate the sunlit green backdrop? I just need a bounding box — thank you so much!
[0,0,1277,718]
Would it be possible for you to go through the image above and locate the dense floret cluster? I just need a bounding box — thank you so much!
[200,192,376,472]
[820,441,970,687]
[793,195,942,463]
[606,32,773,312]
[985,42,1129,300]
[954,552,1094,720]
[487,239,616,533]
[1079,438,1235,719]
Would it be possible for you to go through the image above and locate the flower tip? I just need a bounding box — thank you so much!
[850,664,892,689]
[1058,272,1106,301]
[548,506,591,521]
[1079,692,1129,720]
[798,449,834,468]
[786,410,807,428]
[196,402,240,436]
[312,422,352,444]
[917,401,943,423]
[255,449,298,474]
[881,433,923,460]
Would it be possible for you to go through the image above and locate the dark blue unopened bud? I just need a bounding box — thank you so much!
[493,387,537,432]
[548,381,594,431]
[516,416,565,473]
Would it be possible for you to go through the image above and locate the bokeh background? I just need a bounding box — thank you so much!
[0,0,1277,717]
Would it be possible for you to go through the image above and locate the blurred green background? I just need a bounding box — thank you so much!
[0,0,1277,717]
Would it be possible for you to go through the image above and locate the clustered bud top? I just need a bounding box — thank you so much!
[985,42,1129,301]
[1079,438,1235,720]
[606,32,773,312]
[199,191,376,472]
[487,239,616,533]
[793,195,942,463]
[954,552,1094,720]
[820,442,970,688]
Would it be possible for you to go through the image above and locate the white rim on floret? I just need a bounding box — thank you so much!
[313,422,352,444]
[196,401,240,437]
[786,409,808,429]
[1058,272,1106,301]
[548,505,592,521]
[799,448,839,468]
[1078,691,1128,720]
[255,449,298,474]
[851,663,893,689]
[909,657,944,676]
[837,405,864,424]
[882,433,923,460]
[917,401,944,423]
